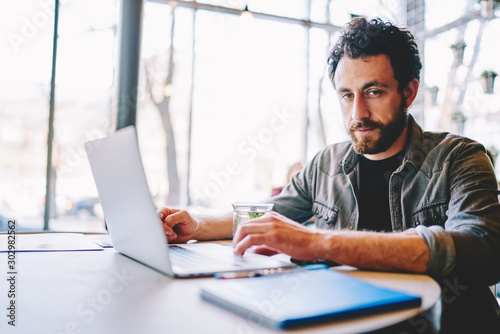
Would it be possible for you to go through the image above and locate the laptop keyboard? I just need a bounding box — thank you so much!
[168,245,227,269]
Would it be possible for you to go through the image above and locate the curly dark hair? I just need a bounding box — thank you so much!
[328,17,422,90]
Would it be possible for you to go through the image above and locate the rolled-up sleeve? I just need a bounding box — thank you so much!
[418,140,500,284]
[412,225,456,278]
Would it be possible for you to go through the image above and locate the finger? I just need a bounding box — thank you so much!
[157,207,167,220]
[231,213,284,247]
[163,223,176,236]
[163,210,187,228]
[161,222,178,241]
[252,245,279,256]
[166,232,178,242]
[158,208,180,222]
[244,212,276,224]
[234,234,269,256]
[233,222,273,245]
[165,228,179,242]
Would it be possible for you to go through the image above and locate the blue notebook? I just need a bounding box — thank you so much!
[200,269,422,329]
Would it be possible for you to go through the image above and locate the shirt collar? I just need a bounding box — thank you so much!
[402,114,426,171]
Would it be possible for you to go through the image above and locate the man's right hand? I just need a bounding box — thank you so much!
[158,208,200,243]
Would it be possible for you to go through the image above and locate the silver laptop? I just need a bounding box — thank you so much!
[85,126,292,278]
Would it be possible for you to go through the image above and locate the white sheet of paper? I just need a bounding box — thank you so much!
[0,233,104,252]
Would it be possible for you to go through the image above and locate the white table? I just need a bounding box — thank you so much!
[0,237,441,334]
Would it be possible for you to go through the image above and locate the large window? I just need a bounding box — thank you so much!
[189,10,308,210]
[423,0,500,177]
[1,0,118,232]
[50,0,118,232]
[137,1,347,215]
[1,1,54,231]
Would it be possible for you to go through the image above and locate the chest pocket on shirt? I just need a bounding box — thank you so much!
[409,201,448,227]
[312,202,339,229]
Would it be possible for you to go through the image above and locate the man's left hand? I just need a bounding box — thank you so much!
[232,212,327,260]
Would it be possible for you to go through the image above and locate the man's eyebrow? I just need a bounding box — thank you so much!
[337,81,390,93]
[362,81,389,90]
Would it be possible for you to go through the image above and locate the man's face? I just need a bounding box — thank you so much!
[333,54,411,160]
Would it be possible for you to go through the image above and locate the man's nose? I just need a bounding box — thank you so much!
[352,96,370,122]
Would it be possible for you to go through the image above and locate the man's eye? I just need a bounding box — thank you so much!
[367,90,381,96]
[342,93,353,99]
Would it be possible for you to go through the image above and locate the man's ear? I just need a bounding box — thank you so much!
[403,79,419,107]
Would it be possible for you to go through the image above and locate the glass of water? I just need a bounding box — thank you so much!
[231,202,274,237]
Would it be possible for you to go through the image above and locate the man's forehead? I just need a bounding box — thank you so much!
[333,55,396,90]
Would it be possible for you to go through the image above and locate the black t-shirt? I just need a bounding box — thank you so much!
[357,151,405,232]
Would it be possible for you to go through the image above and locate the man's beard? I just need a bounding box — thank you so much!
[347,99,408,155]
